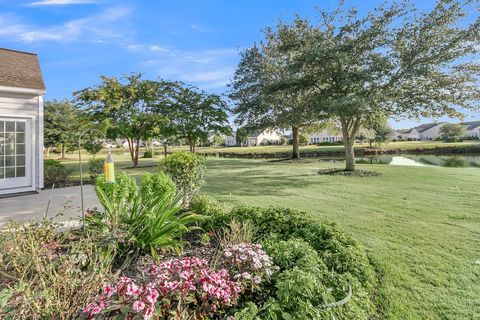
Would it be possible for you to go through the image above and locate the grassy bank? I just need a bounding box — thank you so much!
[189,140,480,157]
[200,159,480,319]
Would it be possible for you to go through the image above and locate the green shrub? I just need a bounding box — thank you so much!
[92,172,200,260]
[140,172,176,201]
[95,173,138,224]
[143,149,154,158]
[264,238,327,273]
[44,159,71,188]
[87,158,103,182]
[159,151,206,207]
[190,194,228,216]
[233,302,259,320]
[205,206,377,319]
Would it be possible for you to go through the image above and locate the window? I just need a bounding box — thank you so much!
[0,120,26,180]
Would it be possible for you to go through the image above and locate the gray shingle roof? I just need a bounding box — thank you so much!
[414,122,443,133]
[0,48,45,91]
[461,121,480,130]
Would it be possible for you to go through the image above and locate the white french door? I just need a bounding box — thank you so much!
[0,118,32,191]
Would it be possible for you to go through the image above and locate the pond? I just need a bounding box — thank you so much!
[355,155,480,168]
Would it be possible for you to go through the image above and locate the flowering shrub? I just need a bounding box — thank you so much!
[220,243,275,291]
[83,257,243,319]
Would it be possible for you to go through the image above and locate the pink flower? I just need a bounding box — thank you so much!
[144,305,155,320]
[126,282,140,297]
[132,300,146,312]
[103,284,116,297]
[242,272,251,280]
[145,287,159,304]
[253,276,262,284]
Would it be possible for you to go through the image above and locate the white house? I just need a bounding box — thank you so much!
[397,123,445,141]
[245,130,283,146]
[462,121,480,139]
[309,129,343,144]
[0,48,45,195]
[414,122,446,140]
[224,134,236,147]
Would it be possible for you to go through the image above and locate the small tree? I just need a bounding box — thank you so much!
[440,123,467,142]
[75,74,175,167]
[235,127,248,146]
[299,134,309,146]
[44,100,81,159]
[159,152,206,208]
[163,85,230,153]
[213,134,225,147]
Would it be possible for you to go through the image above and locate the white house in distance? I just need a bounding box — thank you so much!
[309,129,343,144]
[462,121,480,139]
[0,48,45,195]
[245,130,283,146]
[397,122,446,141]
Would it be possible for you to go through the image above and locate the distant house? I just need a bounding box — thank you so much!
[224,134,236,147]
[245,130,283,146]
[309,129,343,144]
[462,121,480,139]
[414,122,446,140]
[0,48,46,195]
[397,122,445,141]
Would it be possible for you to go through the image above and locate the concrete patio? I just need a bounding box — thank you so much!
[0,185,100,226]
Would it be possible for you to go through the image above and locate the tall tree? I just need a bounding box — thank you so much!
[74,74,176,167]
[163,85,230,153]
[44,100,82,159]
[234,0,480,170]
[230,22,324,158]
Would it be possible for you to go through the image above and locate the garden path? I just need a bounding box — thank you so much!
[0,185,99,226]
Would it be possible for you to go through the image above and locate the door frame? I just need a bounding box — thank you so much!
[0,116,36,195]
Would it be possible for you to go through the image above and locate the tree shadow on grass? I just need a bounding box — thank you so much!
[205,171,327,197]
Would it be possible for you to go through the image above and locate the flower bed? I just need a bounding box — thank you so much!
[0,163,377,319]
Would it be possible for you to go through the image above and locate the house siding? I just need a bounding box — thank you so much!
[0,91,43,194]
[309,130,343,144]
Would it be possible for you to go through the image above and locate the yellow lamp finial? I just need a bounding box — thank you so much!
[104,151,115,183]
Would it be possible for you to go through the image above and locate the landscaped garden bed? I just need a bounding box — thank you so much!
[0,152,378,319]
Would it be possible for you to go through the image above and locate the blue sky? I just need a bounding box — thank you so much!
[0,0,478,129]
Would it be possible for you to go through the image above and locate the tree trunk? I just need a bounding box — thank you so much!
[133,139,140,168]
[61,144,65,159]
[45,147,50,157]
[340,116,363,172]
[188,138,196,153]
[164,144,168,158]
[126,138,135,165]
[344,138,356,171]
[292,127,300,159]
[369,139,373,147]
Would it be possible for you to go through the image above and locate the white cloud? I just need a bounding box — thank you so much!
[28,0,97,6]
[134,46,239,90]
[0,5,132,43]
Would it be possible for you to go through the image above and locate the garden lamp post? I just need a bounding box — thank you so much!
[78,128,112,233]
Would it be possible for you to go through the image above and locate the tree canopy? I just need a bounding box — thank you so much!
[230,0,480,170]
[74,73,177,167]
[163,85,230,153]
[44,100,82,159]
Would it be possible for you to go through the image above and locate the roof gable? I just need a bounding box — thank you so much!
[461,121,480,130]
[0,48,45,92]
[414,122,443,133]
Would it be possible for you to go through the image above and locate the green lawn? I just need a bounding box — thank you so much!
[199,158,479,320]
[52,147,480,319]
